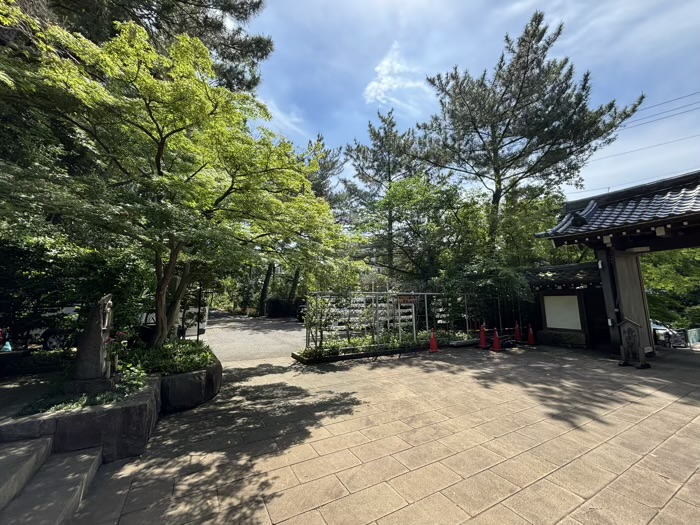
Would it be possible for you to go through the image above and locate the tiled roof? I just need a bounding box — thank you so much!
[536,170,700,239]
[525,263,601,288]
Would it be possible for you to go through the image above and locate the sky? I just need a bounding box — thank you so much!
[249,0,700,199]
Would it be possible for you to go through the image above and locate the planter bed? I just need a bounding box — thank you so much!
[0,378,161,463]
[159,357,223,413]
[292,345,431,365]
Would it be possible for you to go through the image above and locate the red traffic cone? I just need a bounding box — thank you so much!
[527,324,536,345]
[491,328,502,352]
[429,328,439,353]
[479,323,488,349]
[514,321,521,342]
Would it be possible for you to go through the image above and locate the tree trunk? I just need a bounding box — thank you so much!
[486,183,502,254]
[387,208,394,280]
[258,262,274,316]
[288,268,300,303]
[149,239,184,347]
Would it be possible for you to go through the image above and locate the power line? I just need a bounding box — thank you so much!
[620,107,700,131]
[625,100,700,124]
[636,90,700,112]
[567,167,700,195]
[589,133,700,162]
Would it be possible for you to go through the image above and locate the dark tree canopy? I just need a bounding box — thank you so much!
[421,11,643,250]
[44,0,273,91]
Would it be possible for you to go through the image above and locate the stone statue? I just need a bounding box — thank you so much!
[67,294,115,394]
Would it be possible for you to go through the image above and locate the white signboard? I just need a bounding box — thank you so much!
[544,295,581,330]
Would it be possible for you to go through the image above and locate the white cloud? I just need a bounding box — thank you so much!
[260,99,309,139]
[363,41,431,114]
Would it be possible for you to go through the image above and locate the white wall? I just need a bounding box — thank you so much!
[544,295,582,330]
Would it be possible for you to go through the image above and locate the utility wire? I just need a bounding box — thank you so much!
[624,100,700,124]
[620,107,700,131]
[589,133,700,162]
[567,167,700,195]
[635,90,700,112]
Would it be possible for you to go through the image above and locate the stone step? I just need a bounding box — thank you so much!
[0,447,102,525]
[0,436,53,512]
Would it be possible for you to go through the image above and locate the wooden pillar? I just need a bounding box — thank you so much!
[596,249,621,352]
[612,251,654,358]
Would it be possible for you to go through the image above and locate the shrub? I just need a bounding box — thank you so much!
[122,339,216,376]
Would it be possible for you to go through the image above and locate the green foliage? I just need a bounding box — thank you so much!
[1,349,75,376]
[16,362,147,416]
[122,340,216,376]
[1,5,345,345]
[642,249,700,327]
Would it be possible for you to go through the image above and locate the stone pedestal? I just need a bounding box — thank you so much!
[67,295,114,394]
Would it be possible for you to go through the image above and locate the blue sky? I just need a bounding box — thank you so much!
[249,0,700,198]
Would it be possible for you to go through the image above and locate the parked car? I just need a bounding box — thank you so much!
[296,304,307,322]
[651,320,686,348]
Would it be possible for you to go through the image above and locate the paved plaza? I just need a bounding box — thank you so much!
[75,345,700,525]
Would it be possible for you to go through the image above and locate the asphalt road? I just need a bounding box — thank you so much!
[204,311,306,362]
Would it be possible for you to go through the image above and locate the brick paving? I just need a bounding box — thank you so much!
[75,345,700,524]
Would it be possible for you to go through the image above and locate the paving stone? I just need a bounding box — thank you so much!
[608,465,681,508]
[503,479,584,525]
[336,456,408,493]
[278,509,326,525]
[241,423,298,443]
[350,436,412,463]
[73,459,134,524]
[547,458,617,498]
[361,421,413,440]
[174,460,251,495]
[123,479,175,514]
[397,423,454,446]
[529,437,589,466]
[463,503,531,525]
[608,428,666,455]
[119,489,219,525]
[274,426,334,448]
[251,444,319,473]
[311,431,371,456]
[572,487,657,525]
[326,416,381,436]
[392,441,456,470]
[264,474,349,523]
[319,483,407,525]
[517,420,569,442]
[196,496,270,525]
[637,435,700,483]
[482,431,540,458]
[217,466,299,509]
[675,471,700,506]
[650,498,700,525]
[402,410,449,429]
[291,449,361,483]
[377,492,469,525]
[490,452,558,487]
[438,413,487,433]
[438,428,491,452]
[440,446,505,478]
[474,418,524,438]
[580,442,643,474]
[389,462,462,503]
[442,470,518,515]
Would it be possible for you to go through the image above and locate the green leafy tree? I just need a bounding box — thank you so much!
[345,110,432,282]
[421,11,643,252]
[0,4,342,346]
[44,0,273,91]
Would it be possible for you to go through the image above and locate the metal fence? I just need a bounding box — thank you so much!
[304,291,538,351]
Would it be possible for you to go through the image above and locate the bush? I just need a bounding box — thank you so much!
[122,340,216,376]
[1,349,75,377]
[16,363,147,416]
